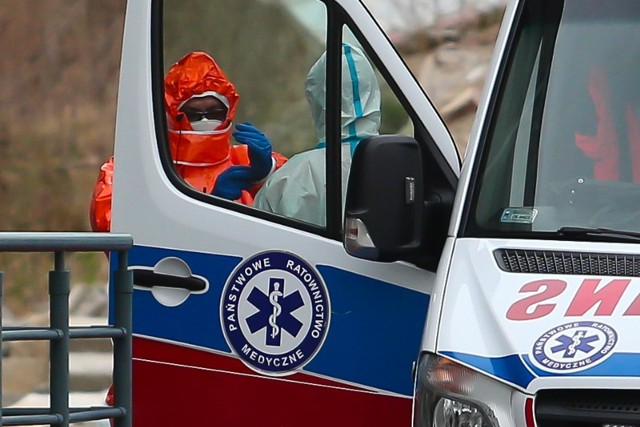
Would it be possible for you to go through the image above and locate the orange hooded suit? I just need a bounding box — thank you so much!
[575,66,640,182]
[90,51,286,232]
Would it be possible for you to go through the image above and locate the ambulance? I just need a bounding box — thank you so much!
[110,0,640,425]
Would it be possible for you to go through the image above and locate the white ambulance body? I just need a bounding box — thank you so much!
[111,0,640,425]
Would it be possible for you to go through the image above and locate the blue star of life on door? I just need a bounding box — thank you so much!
[220,251,331,375]
[247,277,304,347]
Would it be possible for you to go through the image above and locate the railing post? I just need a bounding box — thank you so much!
[113,250,133,427]
[49,251,70,427]
[0,270,3,427]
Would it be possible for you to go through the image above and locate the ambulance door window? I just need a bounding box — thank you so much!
[159,1,412,240]
[160,0,327,220]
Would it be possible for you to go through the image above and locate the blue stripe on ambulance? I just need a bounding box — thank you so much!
[309,265,429,396]
[442,351,640,389]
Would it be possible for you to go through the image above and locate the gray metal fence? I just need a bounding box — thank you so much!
[0,233,133,427]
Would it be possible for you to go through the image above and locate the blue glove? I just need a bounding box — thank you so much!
[212,165,255,200]
[233,122,273,180]
[212,123,273,200]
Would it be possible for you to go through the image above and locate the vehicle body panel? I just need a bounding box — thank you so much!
[111,0,459,425]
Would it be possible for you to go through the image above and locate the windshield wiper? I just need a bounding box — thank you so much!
[557,226,640,241]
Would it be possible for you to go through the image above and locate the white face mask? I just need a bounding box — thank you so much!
[190,119,222,132]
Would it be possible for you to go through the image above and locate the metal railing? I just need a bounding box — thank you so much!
[0,233,133,427]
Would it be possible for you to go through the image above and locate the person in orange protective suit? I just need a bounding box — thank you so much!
[90,51,287,232]
[575,66,640,182]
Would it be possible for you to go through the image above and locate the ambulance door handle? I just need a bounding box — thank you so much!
[132,269,207,292]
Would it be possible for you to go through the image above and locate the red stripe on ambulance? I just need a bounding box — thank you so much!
[132,337,411,426]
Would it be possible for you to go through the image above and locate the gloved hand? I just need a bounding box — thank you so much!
[233,122,273,180]
[212,123,273,200]
[212,165,256,200]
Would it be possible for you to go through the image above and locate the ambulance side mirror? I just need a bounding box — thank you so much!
[343,135,425,262]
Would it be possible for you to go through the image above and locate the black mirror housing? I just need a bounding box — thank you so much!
[344,135,425,262]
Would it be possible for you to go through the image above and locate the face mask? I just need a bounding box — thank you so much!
[190,119,222,132]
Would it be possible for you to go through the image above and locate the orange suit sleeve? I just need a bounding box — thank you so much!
[89,156,114,232]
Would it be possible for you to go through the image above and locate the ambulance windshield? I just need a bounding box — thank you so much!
[466,0,640,238]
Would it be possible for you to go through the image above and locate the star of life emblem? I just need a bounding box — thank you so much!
[530,321,618,373]
[221,252,330,375]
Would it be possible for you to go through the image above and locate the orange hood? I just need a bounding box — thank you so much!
[164,52,240,165]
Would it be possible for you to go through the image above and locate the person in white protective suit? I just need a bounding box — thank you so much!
[254,43,381,226]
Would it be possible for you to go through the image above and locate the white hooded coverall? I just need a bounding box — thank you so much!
[254,43,381,226]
